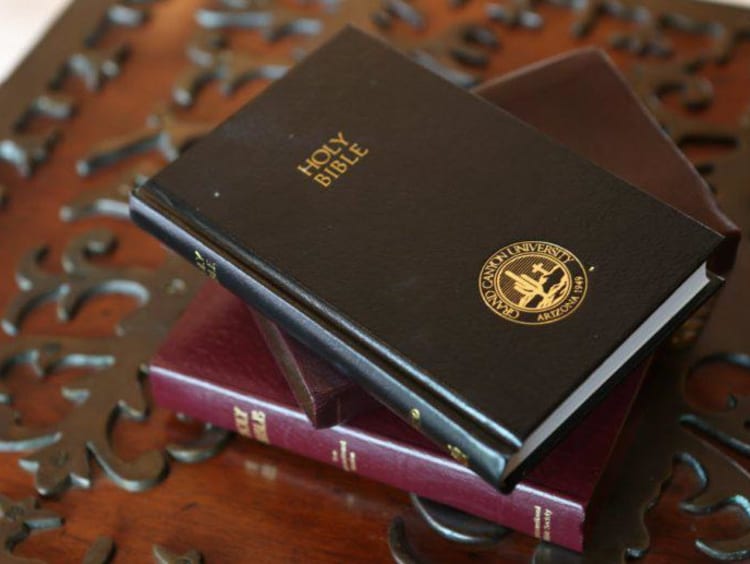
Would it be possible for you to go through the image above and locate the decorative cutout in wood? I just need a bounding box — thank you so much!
[173,30,291,107]
[0,0,156,178]
[1,0,749,561]
[152,545,204,564]
[0,227,203,494]
[76,108,214,176]
[0,494,61,564]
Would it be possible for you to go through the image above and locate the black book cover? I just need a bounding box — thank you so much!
[131,27,722,490]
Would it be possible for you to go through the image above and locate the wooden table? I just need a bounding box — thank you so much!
[0,0,749,561]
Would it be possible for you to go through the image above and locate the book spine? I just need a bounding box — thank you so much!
[149,365,586,552]
[252,310,380,428]
[131,193,513,488]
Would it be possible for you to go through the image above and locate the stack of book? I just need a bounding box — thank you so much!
[131,28,737,552]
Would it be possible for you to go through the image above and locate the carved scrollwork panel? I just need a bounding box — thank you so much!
[1,0,750,562]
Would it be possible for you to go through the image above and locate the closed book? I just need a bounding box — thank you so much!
[474,48,739,275]
[256,47,740,430]
[131,27,722,489]
[252,309,380,427]
[150,283,648,552]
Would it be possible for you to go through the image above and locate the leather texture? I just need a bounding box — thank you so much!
[474,47,738,274]
[132,191,516,490]
[132,27,723,488]
[151,283,648,552]
[250,47,740,431]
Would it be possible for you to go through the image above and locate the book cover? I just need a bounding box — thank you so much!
[474,48,738,275]
[131,27,722,489]
[150,283,648,552]
[252,309,380,428]
[259,47,739,430]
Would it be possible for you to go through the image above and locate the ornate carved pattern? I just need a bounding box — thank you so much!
[559,353,750,562]
[0,253,200,494]
[60,166,158,222]
[60,45,131,92]
[196,3,324,40]
[152,545,204,564]
[569,0,750,62]
[0,0,749,561]
[82,536,116,564]
[173,30,291,107]
[391,23,499,87]
[18,95,76,125]
[76,108,214,176]
[3,229,157,335]
[371,0,427,30]
[86,2,154,45]
[410,494,509,546]
[0,495,61,564]
[0,228,223,494]
[0,0,156,179]
[487,0,544,29]
[388,517,421,564]
[166,416,232,463]
[193,0,496,88]
[0,133,60,180]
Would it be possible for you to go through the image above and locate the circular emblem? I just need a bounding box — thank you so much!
[478,241,587,325]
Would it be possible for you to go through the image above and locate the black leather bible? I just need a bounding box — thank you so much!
[131,27,723,490]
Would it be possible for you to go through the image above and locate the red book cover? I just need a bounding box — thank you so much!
[150,283,646,552]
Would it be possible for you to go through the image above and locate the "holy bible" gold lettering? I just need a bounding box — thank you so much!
[296,131,369,188]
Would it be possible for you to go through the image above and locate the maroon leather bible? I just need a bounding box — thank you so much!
[252,310,379,428]
[150,283,647,552]
[245,47,738,433]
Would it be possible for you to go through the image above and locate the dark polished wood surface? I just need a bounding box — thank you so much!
[0,0,749,562]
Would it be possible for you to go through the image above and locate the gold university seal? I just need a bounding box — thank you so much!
[479,241,587,325]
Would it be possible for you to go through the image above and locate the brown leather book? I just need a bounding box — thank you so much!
[257,47,739,431]
[475,47,739,274]
[252,309,380,428]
